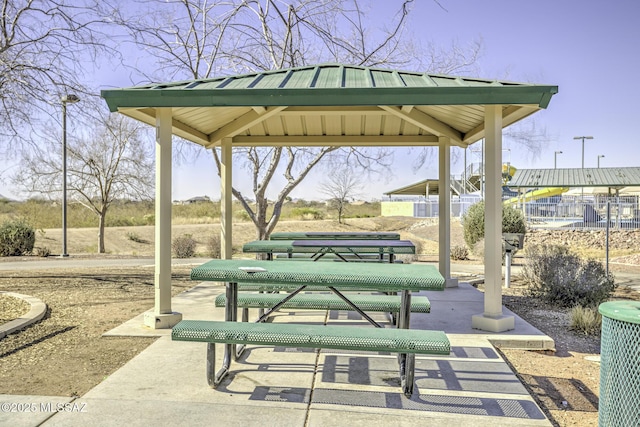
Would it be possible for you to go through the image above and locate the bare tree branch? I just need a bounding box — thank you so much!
[0,0,119,153]
[113,0,484,239]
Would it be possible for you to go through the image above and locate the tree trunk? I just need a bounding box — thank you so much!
[98,211,106,254]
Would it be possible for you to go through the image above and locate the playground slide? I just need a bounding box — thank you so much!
[500,164,568,205]
[503,187,569,205]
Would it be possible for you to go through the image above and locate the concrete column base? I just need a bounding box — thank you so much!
[445,278,459,288]
[471,313,515,332]
[144,312,183,329]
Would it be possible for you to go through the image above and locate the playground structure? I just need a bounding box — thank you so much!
[382,164,640,229]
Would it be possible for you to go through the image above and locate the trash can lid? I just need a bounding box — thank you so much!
[599,301,640,324]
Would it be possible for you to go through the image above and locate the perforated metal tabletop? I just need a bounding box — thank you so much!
[191,259,444,291]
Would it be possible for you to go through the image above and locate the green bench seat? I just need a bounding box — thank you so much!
[215,293,431,313]
[171,320,450,396]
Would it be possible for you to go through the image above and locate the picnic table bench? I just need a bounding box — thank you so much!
[172,259,448,396]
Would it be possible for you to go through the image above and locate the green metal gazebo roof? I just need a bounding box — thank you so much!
[383,179,441,196]
[508,167,640,188]
[101,63,558,149]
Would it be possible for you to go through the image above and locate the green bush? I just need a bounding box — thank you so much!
[462,201,526,248]
[172,234,197,258]
[0,219,36,256]
[290,207,324,220]
[522,244,616,308]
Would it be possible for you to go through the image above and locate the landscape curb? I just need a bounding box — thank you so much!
[0,292,47,339]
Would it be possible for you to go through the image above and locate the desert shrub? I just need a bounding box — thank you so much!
[172,234,197,258]
[126,232,147,243]
[450,245,469,260]
[206,234,221,259]
[290,207,324,220]
[569,306,602,335]
[522,244,616,308]
[234,210,251,221]
[34,246,51,257]
[0,219,36,256]
[462,201,526,248]
[412,239,423,255]
[472,238,485,258]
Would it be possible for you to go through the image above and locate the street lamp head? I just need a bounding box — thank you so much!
[61,94,80,104]
[573,136,593,140]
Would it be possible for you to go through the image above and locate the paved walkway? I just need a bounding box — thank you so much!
[11,255,638,426]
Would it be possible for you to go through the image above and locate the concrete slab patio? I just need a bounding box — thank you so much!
[1,272,554,426]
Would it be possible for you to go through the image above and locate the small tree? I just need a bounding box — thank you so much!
[320,169,363,224]
[16,111,154,253]
[462,201,526,249]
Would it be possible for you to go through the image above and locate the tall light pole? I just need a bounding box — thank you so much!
[61,94,80,257]
[597,154,605,168]
[554,151,563,169]
[573,136,593,168]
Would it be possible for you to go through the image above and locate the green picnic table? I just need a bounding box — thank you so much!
[174,259,448,396]
[242,239,414,262]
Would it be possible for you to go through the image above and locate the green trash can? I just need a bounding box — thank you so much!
[598,301,640,427]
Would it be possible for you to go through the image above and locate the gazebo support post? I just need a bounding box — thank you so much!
[438,137,457,287]
[145,107,182,329]
[220,137,233,259]
[472,105,514,332]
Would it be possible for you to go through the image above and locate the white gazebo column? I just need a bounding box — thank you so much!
[438,136,457,287]
[220,137,233,259]
[144,107,182,329]
[472,105,514,332]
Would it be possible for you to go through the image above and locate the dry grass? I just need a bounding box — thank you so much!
[32,217,436,257]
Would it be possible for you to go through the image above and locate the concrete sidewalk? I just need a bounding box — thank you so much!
[1,276,554,426]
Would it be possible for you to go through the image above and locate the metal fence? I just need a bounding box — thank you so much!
[387,195,640,230]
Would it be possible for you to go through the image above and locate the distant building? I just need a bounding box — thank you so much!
[174,196,212,205]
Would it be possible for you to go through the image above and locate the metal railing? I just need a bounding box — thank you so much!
[384,195,640,230]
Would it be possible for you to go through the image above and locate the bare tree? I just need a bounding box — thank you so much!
[111,0,482,239]
[0,0,114,152]
[320,168,363,224]
[16,111,154,253]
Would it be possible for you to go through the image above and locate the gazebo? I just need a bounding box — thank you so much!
[101,63,558,333]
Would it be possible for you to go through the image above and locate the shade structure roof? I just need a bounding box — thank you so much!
[101,63,559,334]
[383,179,441,196]
[508,167,640,188]
[101,63,558,149]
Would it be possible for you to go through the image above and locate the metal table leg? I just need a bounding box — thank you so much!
[213,281,239,386]
[397,289,415,396]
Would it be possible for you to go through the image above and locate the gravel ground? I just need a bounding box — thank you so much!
[0,294,30,324]
[0,266,193,397]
